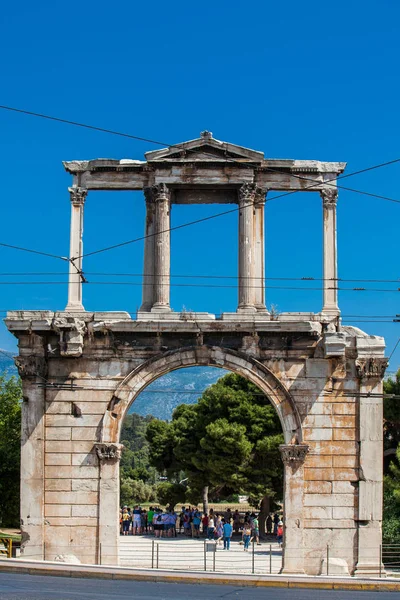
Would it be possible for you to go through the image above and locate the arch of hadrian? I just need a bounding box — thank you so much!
[6,132,387,575]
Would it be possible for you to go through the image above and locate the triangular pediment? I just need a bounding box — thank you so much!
[145,132,264,163]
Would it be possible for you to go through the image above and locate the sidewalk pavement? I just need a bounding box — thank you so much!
[1,557,400,592]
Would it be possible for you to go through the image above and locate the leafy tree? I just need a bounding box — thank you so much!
[382,369,400,541]
[119,413,159,505]
[146,373,284,529]
[156,482,186,509]
[384,371,400,469]
[0,374,22,527]
[120,478,157,506]
[383,444,400,543]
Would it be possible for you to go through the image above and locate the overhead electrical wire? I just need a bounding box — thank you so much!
[80,151,400,259]
[0,281,400,292]
[0,271,400,284]
[1,103,400,263]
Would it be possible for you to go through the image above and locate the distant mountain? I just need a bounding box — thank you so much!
[130,366,229,421]
[0,349,17,377]
[0,349,227,420]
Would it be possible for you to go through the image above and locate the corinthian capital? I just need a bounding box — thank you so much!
[320,187,338,208]
[68,187,88,205]
[239,183,257,205]
[153,183,170,201]
[254,186,267,206]
[144,183,171,203]
[279,444,310,466]
[94,443,124,462]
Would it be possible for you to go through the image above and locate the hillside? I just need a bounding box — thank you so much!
[130,366,228,420]
[0,350,17,377]
[0,351,227,420]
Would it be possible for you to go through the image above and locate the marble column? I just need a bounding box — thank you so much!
[238,183,257,312]
[279,444,309,574]
[254,188,268,312]
[66,187,87,311]
[320,187,339,315]
[151,183,171,312]
[140,188,156,312]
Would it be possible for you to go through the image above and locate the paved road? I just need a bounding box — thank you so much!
[0,573,400,600]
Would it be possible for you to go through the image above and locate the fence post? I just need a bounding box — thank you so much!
[99,542,102,565]
[43,541,46,562]
[269,544,272,574]
[152,540,154,569]
[252,538,255,574]
[156,543,159,569]
[379,544,382,578]
[326,545,329,576]
[213,546,216,572]
[204,540,207,571]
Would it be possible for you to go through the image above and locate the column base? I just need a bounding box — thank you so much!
[321,307,340,317]
[255,304,269,313]
[65,303,85,311]
[354,563,386,578]
[151,304,172,313]
[237,305,257,313]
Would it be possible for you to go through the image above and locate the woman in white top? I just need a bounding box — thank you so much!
[208,516,215,539]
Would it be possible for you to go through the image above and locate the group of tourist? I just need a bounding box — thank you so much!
[120,505,284,549]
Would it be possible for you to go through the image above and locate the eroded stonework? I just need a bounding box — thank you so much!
[5,134,386,577]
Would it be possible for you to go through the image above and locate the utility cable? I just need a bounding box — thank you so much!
[79,156,400,260]
[1,271,400,284]
[389,337,400,361]
[2,103,400,262]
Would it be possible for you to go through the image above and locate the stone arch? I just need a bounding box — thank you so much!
[101,345,302,444]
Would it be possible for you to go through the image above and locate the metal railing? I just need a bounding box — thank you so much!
[10,540,400,578]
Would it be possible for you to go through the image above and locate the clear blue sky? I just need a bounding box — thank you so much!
[1,0,400,369]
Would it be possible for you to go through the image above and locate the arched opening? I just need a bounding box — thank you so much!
[119,365,285,572]
[98,347,306,574]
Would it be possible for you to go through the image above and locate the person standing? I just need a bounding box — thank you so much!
[222,519,233,550]
[233,510,240,533]
[273,513,279,536]
[242,522,252,551]
[132,505,141,535]
[266,514,273,535]
[215,516,224,546]
[153,510,160,538]
[122,508,130,536]
[202,513,209,537]
[252,514,261,545]
[207,515,215,539]
[192,508,201,539]
[277,521,283,547]
[147,507,154,534]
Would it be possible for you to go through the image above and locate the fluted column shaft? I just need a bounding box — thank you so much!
[238,184,257,312]
[66,187,87,311]
[140,190,156,311]
[152,183,171,312]
[321,187,339,315]
[254,190,268,312]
